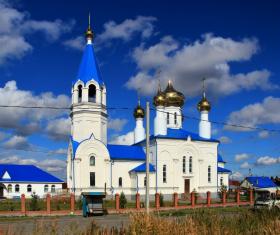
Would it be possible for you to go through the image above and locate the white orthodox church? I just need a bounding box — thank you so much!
[67,22,231,198]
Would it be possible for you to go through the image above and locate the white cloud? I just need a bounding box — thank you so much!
[2,135,31,150]
[109,131,134,145]
[258,130,269,139]
[126,34,276,98]
[0,80,70,139]
[219,136,232,144]
[227,96,280,131]
[240,161,251,169]
[256,156,280,166]
[235,153,249,162]
[0,1,74,64]
[0,155,36,165]
[48,148,67,155]
[46,117,71,141]
[63,36,84,51]
[231,171,244,180]
[108,118,128,132]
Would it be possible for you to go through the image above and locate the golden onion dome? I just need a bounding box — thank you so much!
[133,101,145,119]
[197,93,211,112]
[153,86,166,107]
[164,80,185,107]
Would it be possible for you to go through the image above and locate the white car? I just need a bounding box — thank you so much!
[254,190,280,210]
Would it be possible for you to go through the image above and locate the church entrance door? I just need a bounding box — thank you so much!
[184,179,190,194]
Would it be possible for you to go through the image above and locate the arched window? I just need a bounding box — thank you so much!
[208,166,211,182]
[7,184,12,193]
[174,112,177,125]
[220,177,223,186]
[51,185,55,193]
[88,84,96,102]
[167,112,170,124]
[163,165,167,183]
[44,185,48,192]
[182,156,186,173]
[144,176,146,186]
[90,156,95,166]
[15,184,20,193]
[118,177,122,187]
[78,85,83,102]
[189,156,193,173]
[27,184,32,192]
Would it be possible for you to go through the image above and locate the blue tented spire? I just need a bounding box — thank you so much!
[75,43,104,85]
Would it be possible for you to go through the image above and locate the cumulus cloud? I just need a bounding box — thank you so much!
[258,130,269,139]
[64,16,157,51]
[231,171,244,180]
[235,153,249,162]
[2,135,31,150]
[0,1,74,64]
[0,80,70,139]
[108,118,128,132]
[126,34,276,98]
[109,131,134,145]
[227,96,280,131]
[46,117,71,141]
[256,156,280,166]
[240,161,251,169]
[219,136,232,144]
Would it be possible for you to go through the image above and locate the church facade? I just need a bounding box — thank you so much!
[67,22,231,198]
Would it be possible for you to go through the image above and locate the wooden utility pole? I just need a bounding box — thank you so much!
[145,102,150,214]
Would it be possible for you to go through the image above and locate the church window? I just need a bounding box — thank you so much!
[174,112,177,125]
[51,185,56,193]
[7,184,12,193]
[27,184,32,192]
[220,177,223,186]
[90,172,95,186]
[189,156,193,173]
[183,156,186,173]
[167,113,170,124]
[88,84,96,102]
[15,184,20,192]
[119,177,122,187]
[163,165,167,183]
[44,185,49,192]
[144,176,146,186]
[208,166,211,182]
[78,85,83,103]
[90,156,95,166]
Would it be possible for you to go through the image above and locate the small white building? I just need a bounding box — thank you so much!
[0,164,63,199]
[67,21,231,199]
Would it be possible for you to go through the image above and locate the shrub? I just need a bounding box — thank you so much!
[119,192,127,209]
[159,193,164,207]
[29,192,40,211]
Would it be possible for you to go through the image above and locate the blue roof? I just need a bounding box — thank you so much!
[107,144,146,161]
[217,166,231,173]
[246,176,277,188]
[130,163,155,173]
[0,164,63,183]
[71,137,80,157]
[218,154,226,163]
[75,43,103,85]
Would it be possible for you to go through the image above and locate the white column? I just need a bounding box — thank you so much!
[154,106,167,136]
[82,87,88,102]
[199,111,211,139]
[134,118,145,143]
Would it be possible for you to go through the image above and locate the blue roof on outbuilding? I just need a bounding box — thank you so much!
[217,167,231,173]
[75,43,104,85]
[246,176,277,188]
[0,164,63,183]
[107,144,146,161]
[130,163,155,173]
[218,154,226,163]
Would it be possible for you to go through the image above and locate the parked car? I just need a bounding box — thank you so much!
[254,190,280,210]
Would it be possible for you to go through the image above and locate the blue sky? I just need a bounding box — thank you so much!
[0,0,279,180]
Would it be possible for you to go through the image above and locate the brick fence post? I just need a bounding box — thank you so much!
[136,193,140,210]
[115,193,120,211]
[191,192,195,208]
[222,191,226,205]
[236,189,240,205]
[46,194,51,214]
[249,189,254,205]
[70,193,75,214]
[155,193,160,209]
[206,191,211,207]
[21,194,26,215]
[173,192,178,208]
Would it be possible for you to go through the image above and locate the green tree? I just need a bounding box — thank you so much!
[119,192,127,209]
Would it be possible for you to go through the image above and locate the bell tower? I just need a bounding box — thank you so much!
[70,16,107,144]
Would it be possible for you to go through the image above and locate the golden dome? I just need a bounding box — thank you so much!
[134,101,145,119]
[197,95,211,112]
[153,86,166,107]
[85,13,94,41]
[164,80,185,107]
